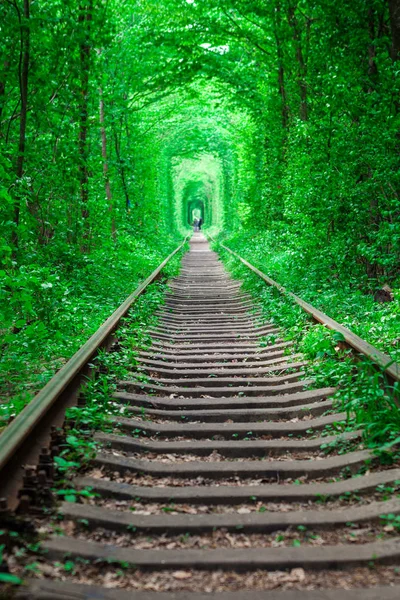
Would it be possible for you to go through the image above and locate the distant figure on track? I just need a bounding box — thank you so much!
[193,218,199,232]
[198,217,203,231]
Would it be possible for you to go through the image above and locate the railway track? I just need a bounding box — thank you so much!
[2,233,400,598]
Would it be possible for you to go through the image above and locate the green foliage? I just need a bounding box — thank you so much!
[217,243,400,452]
[217,235,400,363]
[0,544,22,586]
[0,572,22,585]
[1,0,399,434]
[300,327,337,360]
[0,241,181,424]
[340,361,400,448]
[54,488,98,503]
[47,274,174,495]
[380,514,400,532]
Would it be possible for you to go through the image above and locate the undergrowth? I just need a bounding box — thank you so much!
[0,266,187,591]
[216,230,400,361]
[0,236,185,428]
[52,249,184,493]
[215,242,400,454]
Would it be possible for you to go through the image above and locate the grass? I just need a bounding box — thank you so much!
[215,229,400,361]
[50,263,184,492]
[213,239,400,453]
[0,237,186,428]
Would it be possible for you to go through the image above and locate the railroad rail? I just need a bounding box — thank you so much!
[1,233,400,599]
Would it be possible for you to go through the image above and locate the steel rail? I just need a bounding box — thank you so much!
[0,237,188,484]
[211,237,400,384]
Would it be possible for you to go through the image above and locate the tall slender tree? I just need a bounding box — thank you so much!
[12,0,30,253]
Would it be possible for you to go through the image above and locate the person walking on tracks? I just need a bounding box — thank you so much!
[193,218,199,232]
[198,217,203,231]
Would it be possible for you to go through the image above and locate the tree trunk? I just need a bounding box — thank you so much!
[0,3,10,127]
[99,88,115,239]
[78,1,92,223]
[273,2,289,130]
[388,0,400,60]
[0,60,9,125]
[113,127,131,211]
[367,8,379,88]
[287,1,308,121]
[12,0,30,253]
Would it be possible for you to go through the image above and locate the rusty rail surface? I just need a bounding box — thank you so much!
[212,238,400,384]
[0,237,188,502]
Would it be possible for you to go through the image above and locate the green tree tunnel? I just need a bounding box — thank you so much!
[1,0,400,414]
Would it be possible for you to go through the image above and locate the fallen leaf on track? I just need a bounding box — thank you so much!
[173,571,192,580]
